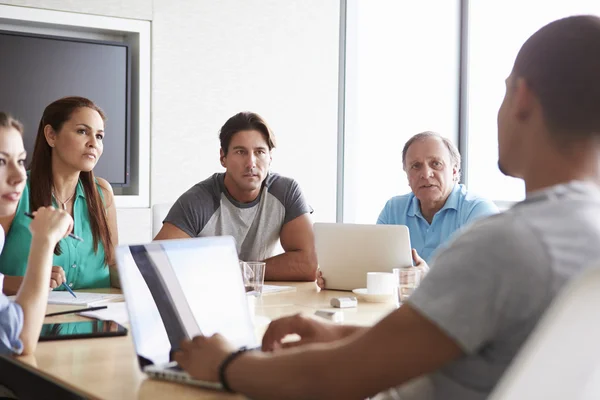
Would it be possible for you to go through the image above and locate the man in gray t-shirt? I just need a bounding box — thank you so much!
[155,112,317,281]
[170,16,600,400]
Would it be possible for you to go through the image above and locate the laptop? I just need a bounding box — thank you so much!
[115,236,259,390]
[314,223,413,290]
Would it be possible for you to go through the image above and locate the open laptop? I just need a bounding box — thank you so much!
[314,223,413,290]
[115,236,259,390]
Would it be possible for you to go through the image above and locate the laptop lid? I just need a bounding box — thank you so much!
[314,223,413,291]
[116,236,258,369]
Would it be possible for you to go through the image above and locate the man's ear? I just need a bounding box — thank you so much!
[44,124,57,148]
[512,77,536,121]
[452,164,459,182]
[219,148,226,168]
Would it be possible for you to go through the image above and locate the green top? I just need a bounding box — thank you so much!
[0,178,110,290]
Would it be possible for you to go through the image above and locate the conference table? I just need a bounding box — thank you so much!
[10,283,397,399]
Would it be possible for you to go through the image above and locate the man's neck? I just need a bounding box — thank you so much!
[419,200,444,224]
[223,173,261,203]
[523,139,600,194]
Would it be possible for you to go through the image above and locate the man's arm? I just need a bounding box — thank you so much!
[227,304,462,400]
[263,214,317,281]
[154,222,192,240]
[154,185,209,241]
[376,199,391,224]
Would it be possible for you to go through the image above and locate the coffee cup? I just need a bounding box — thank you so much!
[366,272,396,295]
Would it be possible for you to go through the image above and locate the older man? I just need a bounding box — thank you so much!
[378,132,498,263]
[174,15,600,400]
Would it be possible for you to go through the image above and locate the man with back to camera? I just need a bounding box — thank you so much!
[172,15,600,400]
[154,111,317,281]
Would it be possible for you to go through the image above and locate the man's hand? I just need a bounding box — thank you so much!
[262,313,350,352]
[316,268,325,289]
[174,334,236,382]
[412,249,430,277]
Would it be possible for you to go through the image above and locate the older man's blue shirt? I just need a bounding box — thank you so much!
[377,184,498,263]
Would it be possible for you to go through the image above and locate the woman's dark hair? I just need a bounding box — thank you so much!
[0,112,24,134]
[29,96,112,265]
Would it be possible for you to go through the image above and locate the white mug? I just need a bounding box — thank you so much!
[366,272,396,295]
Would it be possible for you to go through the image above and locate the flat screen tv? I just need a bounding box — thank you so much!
[0,30,131,186]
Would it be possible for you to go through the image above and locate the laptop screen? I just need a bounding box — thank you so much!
[116,236,258,367]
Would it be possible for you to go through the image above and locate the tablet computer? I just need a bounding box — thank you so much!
[39,320,127,341]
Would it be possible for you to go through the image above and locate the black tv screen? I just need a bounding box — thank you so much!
[0,30,130,186]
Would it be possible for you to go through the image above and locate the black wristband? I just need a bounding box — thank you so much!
[218,346,249,393]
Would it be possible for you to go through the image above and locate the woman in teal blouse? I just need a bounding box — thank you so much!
[0,97,119,295]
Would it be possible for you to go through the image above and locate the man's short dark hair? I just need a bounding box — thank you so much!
[513,15,600,137]
[219,112,276,155]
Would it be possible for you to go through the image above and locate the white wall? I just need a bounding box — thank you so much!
[152,0,340,225]
[0,0,341,244]
[0,0,152,20]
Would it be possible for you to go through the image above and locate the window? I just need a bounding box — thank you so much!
[466,0,600,202]
[343,0,460,223]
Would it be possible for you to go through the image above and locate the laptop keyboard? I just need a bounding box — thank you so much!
[165,364,183,372]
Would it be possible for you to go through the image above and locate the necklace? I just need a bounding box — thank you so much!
[52,188,76,210]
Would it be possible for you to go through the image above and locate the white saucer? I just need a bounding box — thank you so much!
[352,288,395,303]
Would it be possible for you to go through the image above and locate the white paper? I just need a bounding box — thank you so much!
[261,285,296,295]
[47,291,124,307]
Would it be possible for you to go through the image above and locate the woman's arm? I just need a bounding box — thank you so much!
[97,178,120,288]
[2,275,24,296]
[0,215,21,295]
[14,208,73,355]
[15,236,55,354]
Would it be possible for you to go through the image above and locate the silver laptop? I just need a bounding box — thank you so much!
[115,236,258,390]
[315,223,413,290]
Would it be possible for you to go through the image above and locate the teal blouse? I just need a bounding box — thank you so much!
[0,179,110,290]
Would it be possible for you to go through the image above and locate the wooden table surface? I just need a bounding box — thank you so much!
[12,282,397,399]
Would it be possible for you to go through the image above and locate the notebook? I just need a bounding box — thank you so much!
[47,292,124,307]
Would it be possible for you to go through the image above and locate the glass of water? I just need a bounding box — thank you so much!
[393,266,422,305]
[239,261,266,297]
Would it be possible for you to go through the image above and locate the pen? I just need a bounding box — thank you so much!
[45,305,108,318]
[61,281,78,298]
[24,212,84,242]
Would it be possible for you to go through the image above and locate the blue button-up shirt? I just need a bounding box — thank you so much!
[377,184,498,263]
[0,293,23,355]
[0,227,24,356]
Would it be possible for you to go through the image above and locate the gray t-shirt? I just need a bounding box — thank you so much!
[164,172,312,261]
[388,181,600,400]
